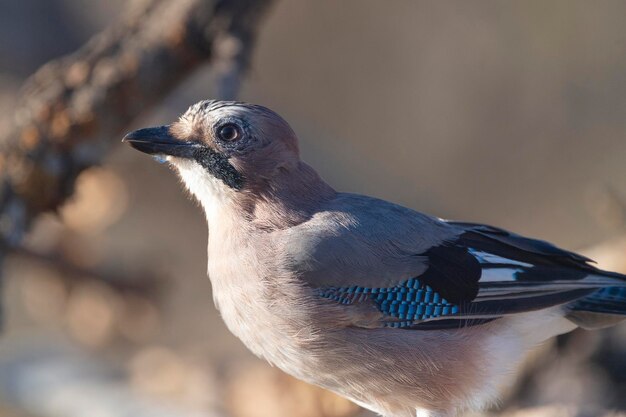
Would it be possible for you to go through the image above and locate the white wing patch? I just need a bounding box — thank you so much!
[468,249,533,268]
[479,268,524,283]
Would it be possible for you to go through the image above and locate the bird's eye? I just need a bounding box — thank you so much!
[217,124,241,142]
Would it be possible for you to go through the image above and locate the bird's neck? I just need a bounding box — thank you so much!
[241,161,336,230]
[194,160,335,233]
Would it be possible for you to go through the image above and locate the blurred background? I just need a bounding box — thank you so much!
[1,1,626,416]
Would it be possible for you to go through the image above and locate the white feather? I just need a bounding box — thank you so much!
[479,268,524,283]
[468,249,533,268]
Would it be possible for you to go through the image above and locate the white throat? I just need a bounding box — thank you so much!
[170,158,237,225]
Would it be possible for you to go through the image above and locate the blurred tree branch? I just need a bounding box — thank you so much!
[13,246,164,299]
[0,0,273,326]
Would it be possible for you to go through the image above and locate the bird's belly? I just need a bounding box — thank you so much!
[268,309,574,416]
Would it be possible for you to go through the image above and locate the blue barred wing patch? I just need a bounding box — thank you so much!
[318,278,460,327]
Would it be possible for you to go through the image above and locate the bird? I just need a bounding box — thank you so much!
[123,100,626,417]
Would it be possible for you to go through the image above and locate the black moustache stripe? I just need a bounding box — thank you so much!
[193,147,244,190]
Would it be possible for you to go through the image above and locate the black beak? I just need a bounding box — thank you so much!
[122,125,199,158]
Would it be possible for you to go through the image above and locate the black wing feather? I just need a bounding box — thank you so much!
[418,244,481,304]
[403,222,625,329]
[448,221,595,268]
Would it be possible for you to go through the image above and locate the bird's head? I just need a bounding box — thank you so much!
[123,100,303,209]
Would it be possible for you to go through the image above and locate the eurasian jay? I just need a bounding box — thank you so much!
[124,100,626,417]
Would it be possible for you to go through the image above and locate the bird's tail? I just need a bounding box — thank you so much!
[567,286,626,329]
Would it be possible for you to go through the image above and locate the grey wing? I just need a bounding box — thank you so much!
[281,193,460,289]
[280,195,626,330]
